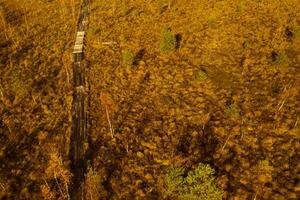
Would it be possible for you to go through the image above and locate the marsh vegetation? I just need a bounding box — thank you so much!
[0,0,300,199]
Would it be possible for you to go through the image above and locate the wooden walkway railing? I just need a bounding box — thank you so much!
[70,0,89,199]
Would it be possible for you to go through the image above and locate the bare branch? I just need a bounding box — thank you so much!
[105,105,114,139]
[54,171,65,198]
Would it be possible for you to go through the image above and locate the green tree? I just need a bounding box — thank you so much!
[122,48,134,68]
[160,27,176,53]
[165,163,223,200]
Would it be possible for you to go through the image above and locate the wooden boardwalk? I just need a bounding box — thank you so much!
[70,0,89,199]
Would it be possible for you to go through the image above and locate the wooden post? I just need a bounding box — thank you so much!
[70,0,89,199]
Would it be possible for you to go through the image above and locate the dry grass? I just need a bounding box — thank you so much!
[86,0,300,199]
[0,0,81,198]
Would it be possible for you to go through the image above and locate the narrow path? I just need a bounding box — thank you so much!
[69,0,89,199]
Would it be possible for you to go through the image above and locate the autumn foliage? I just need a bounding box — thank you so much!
[85,0,300,199]
[0,0,300,199]
[0,0,80,199]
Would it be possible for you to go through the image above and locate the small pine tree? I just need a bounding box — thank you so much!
[294,26,300,38]
[195,69,208,81]
[165,167,185,196]
[164,163,223,200]
[122,48,134,67]
[225,103,240,118]
[273,53,288,66]
[160,27,176,53]
[121,0,128,16]
[157,0,166,11]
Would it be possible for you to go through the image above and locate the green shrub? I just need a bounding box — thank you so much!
[165,163,223,200]
[207,12,217,28]
[160,27,176,53]
[131,9,139,17]
[122,48,134,67]
[121,0,128,16]
[225,103,240,118]
[87,27,100,36]
[10,70,29,103]
[273,53,288,65]
[195,69,208,81]
[157,0,166,12]
[165,167,185,196]
[242,40,250,49]
[294,26,300,38]
[236,2,245,12]
[161,95,175,106]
